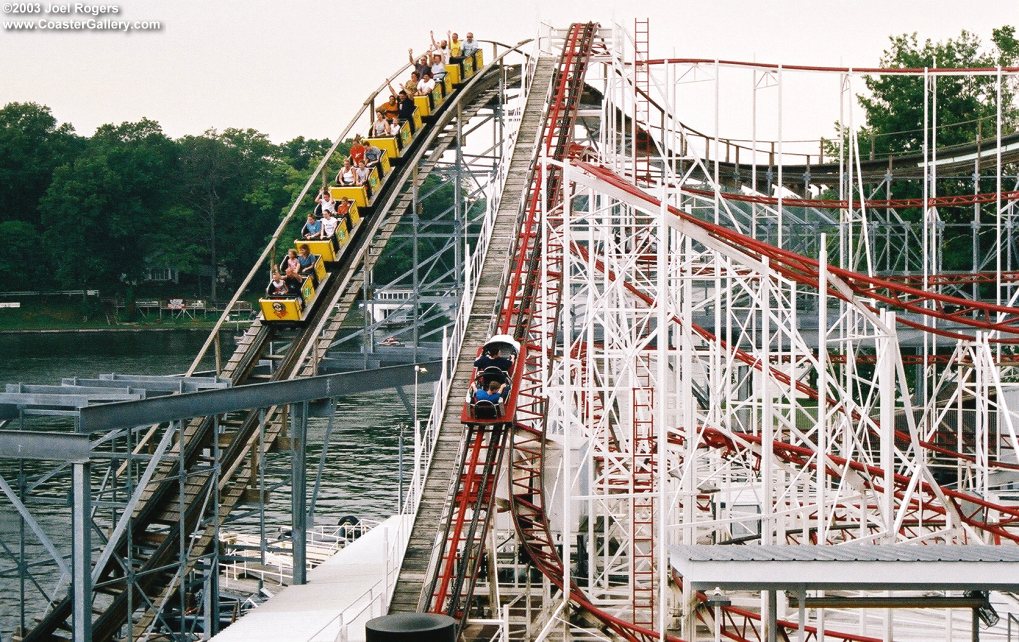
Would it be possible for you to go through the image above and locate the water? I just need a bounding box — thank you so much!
[0,330,417,635]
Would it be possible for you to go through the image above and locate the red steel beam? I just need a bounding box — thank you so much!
[682,185,1019,211]
[577,161,1019,343]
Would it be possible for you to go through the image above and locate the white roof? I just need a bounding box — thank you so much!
[671,544,1019,591]
[484,334,520,353]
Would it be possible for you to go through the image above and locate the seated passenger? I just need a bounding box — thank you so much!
[448,32,463,63]
[348,136,366,166]
[364,142,383,168]
[296,244,318,282]
[372,112,390,137]
[337,159,356,186]
[377,94,400,122]
[418,71,436,96]
[302,213,323,240]
[266,268,291,297]
[280,249,303,290]
[336,196,352,217]
[474,380,507,404]
[315,188,336,217]
[396,90,416,131]
[430,53,447,82]
[474,346,514,372]
[354,160,371,194]
[337,197,354,229]
[320,210,340,247]
[462,32,479,59]
[409,49,431,78]
[430,30,450,64]
[403,71,420,96]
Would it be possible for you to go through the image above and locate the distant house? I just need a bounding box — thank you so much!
[143,266,180,283]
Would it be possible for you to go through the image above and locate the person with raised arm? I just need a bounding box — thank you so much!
[315,188,336,217]
[429,30,450,63]
[408,49,431,77]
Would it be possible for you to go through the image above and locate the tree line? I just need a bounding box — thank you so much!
[1,27,1016,302]
[0,102,333,301]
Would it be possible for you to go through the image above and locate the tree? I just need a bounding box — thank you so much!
[853,26,1019,157]
[834,26,1019,271]
[0,221,38,290]
[279,136,332,172]
[178,131,238,302]
[39,119,180,289]
[0,102,337,300]
[0,102,81,224]
[179,129,297,301]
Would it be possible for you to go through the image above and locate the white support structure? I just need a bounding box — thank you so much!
[508,21,1019,642]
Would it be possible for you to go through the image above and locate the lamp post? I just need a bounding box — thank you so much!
[398,423,404,514]
[704,587,731,642]
[413,365,428,434]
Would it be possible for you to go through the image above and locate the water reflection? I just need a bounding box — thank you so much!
[0,331,416,635]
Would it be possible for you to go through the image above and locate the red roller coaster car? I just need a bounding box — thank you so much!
[460,334,526,424]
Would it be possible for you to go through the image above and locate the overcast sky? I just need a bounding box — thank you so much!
[1,0,1012,143]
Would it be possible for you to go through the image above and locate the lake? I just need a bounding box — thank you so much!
[0,330,416,636]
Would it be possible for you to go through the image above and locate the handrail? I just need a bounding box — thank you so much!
[185,60,417,375]
[188,39,534,376]
[286,40,535,381]
[304,518,410,641]
[221,40,538,642]
[402,41,538,519]
[647,57,1019,75]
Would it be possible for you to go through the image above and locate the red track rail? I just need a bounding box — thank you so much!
[495,23,873,642]
[698,427,1019,544]
[426,424,508,618]
[571,239,1019,473]
[671,571,883,642]
[495,21,691,642]
[487,29,952,640]
[641,58,1019,76]
[682,185,1019,211]
[566,166,1019,543]
[579,161,1019,343]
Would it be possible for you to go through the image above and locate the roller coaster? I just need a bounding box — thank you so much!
[10,19,1019,642]
[388,21,1019,642]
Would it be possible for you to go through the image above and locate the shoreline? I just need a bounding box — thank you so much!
[0,325,241,335]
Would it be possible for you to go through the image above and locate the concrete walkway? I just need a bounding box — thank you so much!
[212,515,412,642]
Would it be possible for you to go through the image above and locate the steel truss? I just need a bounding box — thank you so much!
[2,41,537,642]
[491,21,1019,642]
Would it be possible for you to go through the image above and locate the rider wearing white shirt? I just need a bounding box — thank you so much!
[462,32,479,58]
[418,72,436,95]
[321,210,340,248]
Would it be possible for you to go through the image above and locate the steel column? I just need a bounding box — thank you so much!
[72,462,92,642]
[291,401,308,585]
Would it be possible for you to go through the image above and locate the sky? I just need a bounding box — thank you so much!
[1,0,1013,143]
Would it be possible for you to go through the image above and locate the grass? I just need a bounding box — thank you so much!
[0,300,222,331]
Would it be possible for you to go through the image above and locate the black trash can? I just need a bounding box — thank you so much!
[365,613,456,642]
